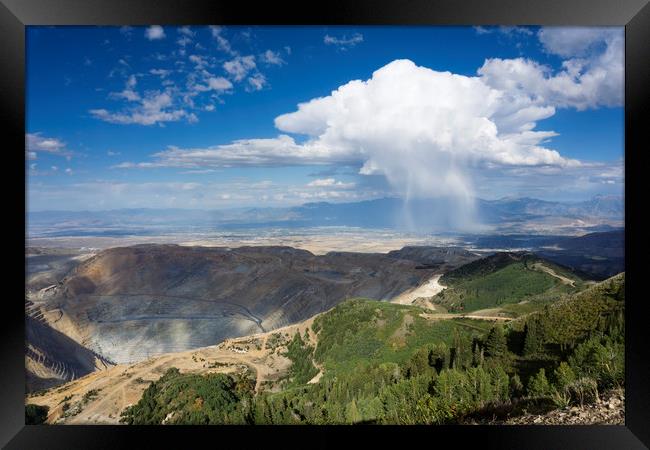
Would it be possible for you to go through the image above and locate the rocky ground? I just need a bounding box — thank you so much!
[463,389,625,425]
[504,389,624,425]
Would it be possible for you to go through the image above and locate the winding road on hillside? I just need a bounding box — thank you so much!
[82,293,266,332]
[531,263,576,287]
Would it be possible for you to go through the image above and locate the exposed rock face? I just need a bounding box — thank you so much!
[387,246,478,269]
[26,248,94,292]
[26,300,114,392]
[37,244,477,364]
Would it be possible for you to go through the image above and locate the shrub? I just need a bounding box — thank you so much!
[527,368,551,398]
[509,373,524,397]
[83,389,99,402]
[25,404,49,425]
[566,377,599,406]
[568,336,624,389]
[553,362,577,390]
[551,389,572,409]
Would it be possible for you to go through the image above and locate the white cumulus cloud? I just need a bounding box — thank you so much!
[480,27,623,110]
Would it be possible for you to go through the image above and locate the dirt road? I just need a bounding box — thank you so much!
[531,263,576,287]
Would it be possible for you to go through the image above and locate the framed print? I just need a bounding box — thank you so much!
[2,0,649,448]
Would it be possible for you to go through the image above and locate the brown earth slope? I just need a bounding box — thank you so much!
[33,244,478,365]
[26,315,320,424]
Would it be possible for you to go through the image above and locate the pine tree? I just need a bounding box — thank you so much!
[527,368,551,398]
[451,328,467,369]
[346,399,362,423]
[553,362,576,390]
[472,339,483,367]
[428,343,448,373]
[522,318,542,356]
[485,325,507,358]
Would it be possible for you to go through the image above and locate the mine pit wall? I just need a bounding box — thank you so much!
[86,316,261,364]
[27,245,479,366]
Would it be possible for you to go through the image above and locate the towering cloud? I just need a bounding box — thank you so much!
[273,59,583,229]
[113,27,622,228]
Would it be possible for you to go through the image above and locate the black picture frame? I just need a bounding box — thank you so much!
[2,0,648,448]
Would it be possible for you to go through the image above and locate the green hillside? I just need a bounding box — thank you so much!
[312,299,492,374]
[435,252,585,313]
[120,271,624,425]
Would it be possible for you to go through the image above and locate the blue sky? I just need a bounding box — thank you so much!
[26,25,624,211]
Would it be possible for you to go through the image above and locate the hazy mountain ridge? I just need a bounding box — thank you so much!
[28,195,623,237]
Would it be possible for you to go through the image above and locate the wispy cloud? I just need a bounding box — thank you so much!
[324,32,363,49]
[28,178,375,210]
[307,178,355,189]
[89,26,290,126]
[247,73,267,91]
[260,49,285,66]
[209,26,236,56]
[26,133,73,159]
[90,90,197,126]
[473,26,534,36]
[145,25,166,40]
[223,55,257,82]
[112,134,356,169]
[119,26,133,37]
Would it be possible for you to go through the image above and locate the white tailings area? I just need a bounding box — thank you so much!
[391,274,446,305]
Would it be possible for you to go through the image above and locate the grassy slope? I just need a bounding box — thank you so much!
[312,299,492,375]
[435,253,585,313]
[506,272,625,382]
[535,272,624,344]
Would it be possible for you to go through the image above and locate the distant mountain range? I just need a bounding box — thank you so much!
[27,195,623,237]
